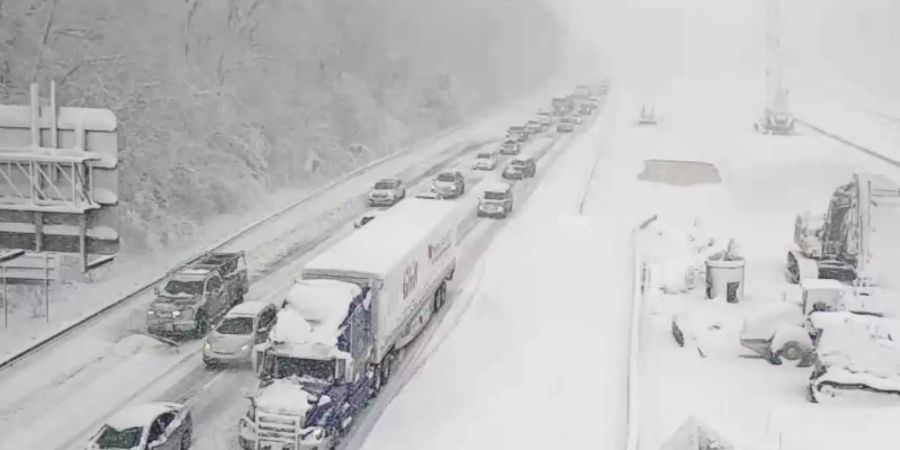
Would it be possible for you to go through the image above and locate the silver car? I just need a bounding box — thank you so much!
[368,177,406,207]
[86,402,192,450]
[202,302,277,367]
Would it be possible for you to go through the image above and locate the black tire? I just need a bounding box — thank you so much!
[180,428,192,450]
[779,341,805,361]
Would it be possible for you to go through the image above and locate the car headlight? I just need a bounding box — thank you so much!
[172,310,181,317]
[204,342,212,351]
[147,310,155,315]
[241,344,250,352]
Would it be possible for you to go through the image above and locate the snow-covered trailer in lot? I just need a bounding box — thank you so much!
[302,197,466,379]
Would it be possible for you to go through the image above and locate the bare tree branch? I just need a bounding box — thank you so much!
[31,0,59,82]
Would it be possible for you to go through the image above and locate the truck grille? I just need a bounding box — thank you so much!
[257,412,302,444]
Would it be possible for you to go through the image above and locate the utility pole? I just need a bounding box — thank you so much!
[765,0,788,113]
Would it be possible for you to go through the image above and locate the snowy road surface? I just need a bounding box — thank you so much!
[0,103,573,448]
[360,91,640,450]
[0,74,572,363]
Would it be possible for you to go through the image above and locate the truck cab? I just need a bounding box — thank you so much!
[240,280,372,450]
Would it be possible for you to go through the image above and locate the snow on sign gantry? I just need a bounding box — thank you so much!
[0,81,120,269]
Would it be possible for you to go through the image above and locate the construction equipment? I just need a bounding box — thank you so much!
[787,173,900,285]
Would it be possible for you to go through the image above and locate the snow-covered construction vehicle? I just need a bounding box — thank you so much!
[787,173,900,286]
[754,107,794,135]
[808,311,900,404]
[146,252,249,337]
[239,197,466,450]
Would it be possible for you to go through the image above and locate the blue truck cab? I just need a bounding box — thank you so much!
[239,279,375,450]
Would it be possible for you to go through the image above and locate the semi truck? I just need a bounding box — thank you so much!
[238,197,468,450]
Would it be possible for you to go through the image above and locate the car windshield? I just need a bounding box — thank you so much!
[437,173,456,182]
[511,160,526,166]
[374,180,396,190]
[484,191,508,200]
[274,357,335,382]
[216,316,254,335]
[163,280,203,296]
[477,153,492,159]
[503,141,516,146]
[95,425,143,449]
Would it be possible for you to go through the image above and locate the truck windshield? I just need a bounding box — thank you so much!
[374,181,396,190]
[163,280,203,296]
[95,426,142,448]
[275,357,335,382]
[217,316,254,335]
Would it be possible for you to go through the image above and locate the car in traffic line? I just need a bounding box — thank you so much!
[477,182,514,219]
[416,189,447,200]
[367,177,406,207]
[525,120,543,134]
[500,138,521,155]
[472,151,498,171]
[502,157,537,180]
[432,171,466,198]
[557,116,576,133]
[86,402,193,450]
[202,301,278,368]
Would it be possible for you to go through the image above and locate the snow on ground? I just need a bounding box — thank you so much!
[0,81,572,449]
[622,73,900,449]
[361,91,638,450]
[0,75,572,362]
[179,122,578,450]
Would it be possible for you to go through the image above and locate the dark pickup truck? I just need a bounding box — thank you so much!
[146,252,249,338]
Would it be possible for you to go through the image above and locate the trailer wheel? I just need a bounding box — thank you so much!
[376,353,395,392]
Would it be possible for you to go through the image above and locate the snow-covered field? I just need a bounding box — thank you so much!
[625,76,900,449]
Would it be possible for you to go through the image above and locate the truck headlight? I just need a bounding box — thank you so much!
[172,310,181,317]
[147,310,155,315]
[204,342,212,351]
[241,344,250,353]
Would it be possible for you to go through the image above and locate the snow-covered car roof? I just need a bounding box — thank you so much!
[415,190,444,199]
[105,402,184,430]
[482,182,512,194]
[226,301,273,317]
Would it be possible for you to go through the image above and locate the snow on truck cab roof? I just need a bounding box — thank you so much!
[269,280,362,358]
[303,198,462,281]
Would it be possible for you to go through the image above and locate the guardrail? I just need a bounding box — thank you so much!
[626,214,658,450]
[0,83,557,370]
[796,118,900,168]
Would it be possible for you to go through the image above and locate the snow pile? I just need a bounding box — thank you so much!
[672,298,745,358]
[642,218,715,294]
[254,379,316,417]
[817,317,900,382]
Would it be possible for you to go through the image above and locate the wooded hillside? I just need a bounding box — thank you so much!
[0,0,562,251]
